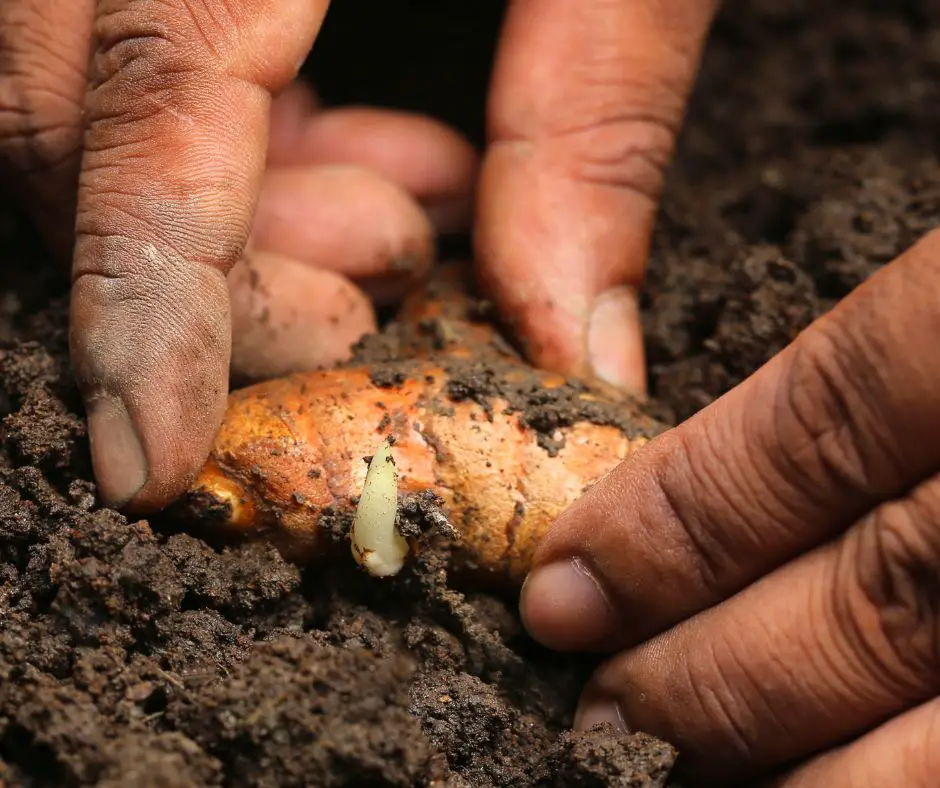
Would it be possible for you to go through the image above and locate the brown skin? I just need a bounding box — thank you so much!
[478,0,719,387]
[1,0,478,513]
[522,232,940,785]
[0,0,692,514]
[184,267,659,585]
[8,0,935,784]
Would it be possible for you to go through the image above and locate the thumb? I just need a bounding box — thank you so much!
[476,0,719,393]
[71,0,328,511]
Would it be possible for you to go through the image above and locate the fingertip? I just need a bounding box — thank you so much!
[99,368,229,515]
[251,164,435,305]
[85,394,148,509]
[84,380,228,516]
[70,252,232,515]
[228,251,377,382]
[475,151,651,394]
[520,557,623,652]
[574,693,629,734]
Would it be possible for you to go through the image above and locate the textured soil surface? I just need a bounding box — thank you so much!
[3,1,940,785]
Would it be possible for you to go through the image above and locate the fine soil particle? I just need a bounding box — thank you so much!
[4,1,940,786]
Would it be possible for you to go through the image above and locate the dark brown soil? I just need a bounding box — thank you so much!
[3,1,940,786]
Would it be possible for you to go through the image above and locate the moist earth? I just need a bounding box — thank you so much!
[3,1,940,785]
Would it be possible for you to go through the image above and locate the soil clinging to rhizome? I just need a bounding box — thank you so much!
[4,1,940,785]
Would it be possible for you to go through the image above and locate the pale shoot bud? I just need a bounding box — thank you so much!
[350,439,407,577]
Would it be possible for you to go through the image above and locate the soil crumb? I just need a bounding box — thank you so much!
[4,1,940,786]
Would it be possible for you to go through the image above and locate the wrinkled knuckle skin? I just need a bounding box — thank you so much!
[87,0,258,131]
[773,325,898,506]
[639,432,734,600]
[0,78,82,179]
[847,480,940,695]
[90,1,302,97]
[558,65,687,203]
[0,20,84,182]
[549,112,675,206]
[80,3,267,273]
[88,7,206,120]
[74,178,251,276]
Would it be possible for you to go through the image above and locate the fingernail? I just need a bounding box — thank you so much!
[85,395,148,508]
[575,696,628,733]
[587,286,647,394]
[520,558,621,651]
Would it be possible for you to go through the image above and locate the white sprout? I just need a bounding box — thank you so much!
[350,439,408,577]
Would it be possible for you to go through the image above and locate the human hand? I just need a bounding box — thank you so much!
[520,231,940,785]
[0,1,477,511]
[476,0,719,394]
[0,0,722,515]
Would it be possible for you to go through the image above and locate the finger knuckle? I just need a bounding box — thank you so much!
[89,0,306,100]
[553,61,687,202]
[75,177,249,273]
[0,83,74,178]
[0,35,83,178]
[844,481,940,693]
[88,6,204,117]
[491,38,685,206]
[683,638,764,764]
[547,112,675,206]
[772,323,903,505]
[642,430,741,599]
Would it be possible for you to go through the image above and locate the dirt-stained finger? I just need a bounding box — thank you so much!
[71,0,330,512]
[477,0,719,392]
[250,164,436,305]
[0,0,94,262]
[228,250,377,383]
[522,228,940,653]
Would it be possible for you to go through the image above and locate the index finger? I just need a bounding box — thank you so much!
[476,0,719,392]
[70,0,329,511]
[521,228,940,652]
